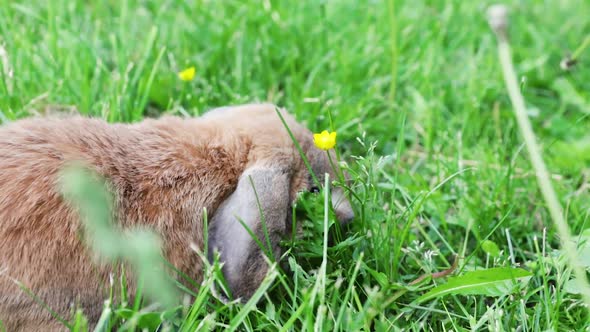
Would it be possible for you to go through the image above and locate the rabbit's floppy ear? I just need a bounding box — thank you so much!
[208,164,291,301]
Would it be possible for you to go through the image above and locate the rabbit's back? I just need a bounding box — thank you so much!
[0,116,249,330]
[0,117,129,328]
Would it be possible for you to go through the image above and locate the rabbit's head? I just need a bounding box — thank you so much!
[204,103,354,301]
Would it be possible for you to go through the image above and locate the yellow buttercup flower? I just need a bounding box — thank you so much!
[313,130,337,150]
[178,66,196,81]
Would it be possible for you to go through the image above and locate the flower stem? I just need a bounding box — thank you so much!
[571,34,590,61]
[488,4,590,308]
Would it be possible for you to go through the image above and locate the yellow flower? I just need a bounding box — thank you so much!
[178,66,196,81]
[313,130,337,150]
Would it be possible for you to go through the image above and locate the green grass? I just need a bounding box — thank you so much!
[1,0,590,330]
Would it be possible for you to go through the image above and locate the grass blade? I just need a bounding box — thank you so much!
[417,267,533,303]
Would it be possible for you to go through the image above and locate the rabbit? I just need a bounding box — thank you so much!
[0,103,354,331]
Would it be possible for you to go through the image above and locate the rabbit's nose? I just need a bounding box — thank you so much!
[331,188,354,225]
[336,209,354,225]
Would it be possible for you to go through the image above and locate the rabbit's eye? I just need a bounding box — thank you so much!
[310,186,320,194]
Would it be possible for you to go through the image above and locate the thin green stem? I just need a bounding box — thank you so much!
[275,107,321,187]
[323,173,330,266]
[571,34,590,60]
[327,151,345,185]
[387,0,398,103]
[325,107,346,184]
[493,27,590,308]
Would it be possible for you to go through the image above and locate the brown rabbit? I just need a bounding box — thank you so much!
[0,103,354,331]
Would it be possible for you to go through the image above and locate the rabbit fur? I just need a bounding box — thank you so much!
[0,103,354,331]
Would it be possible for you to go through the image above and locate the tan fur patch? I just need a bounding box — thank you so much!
[0,103,353,330]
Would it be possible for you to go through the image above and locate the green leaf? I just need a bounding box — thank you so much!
[363,264,389,289]
[416,267,533,303]
[135,312,163,330]
[114,308,134,320]
[481,240,500,257]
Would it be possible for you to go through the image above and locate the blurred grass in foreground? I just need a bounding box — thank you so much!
[58,163,180,329]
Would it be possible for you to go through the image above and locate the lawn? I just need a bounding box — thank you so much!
[1,0,590,330]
